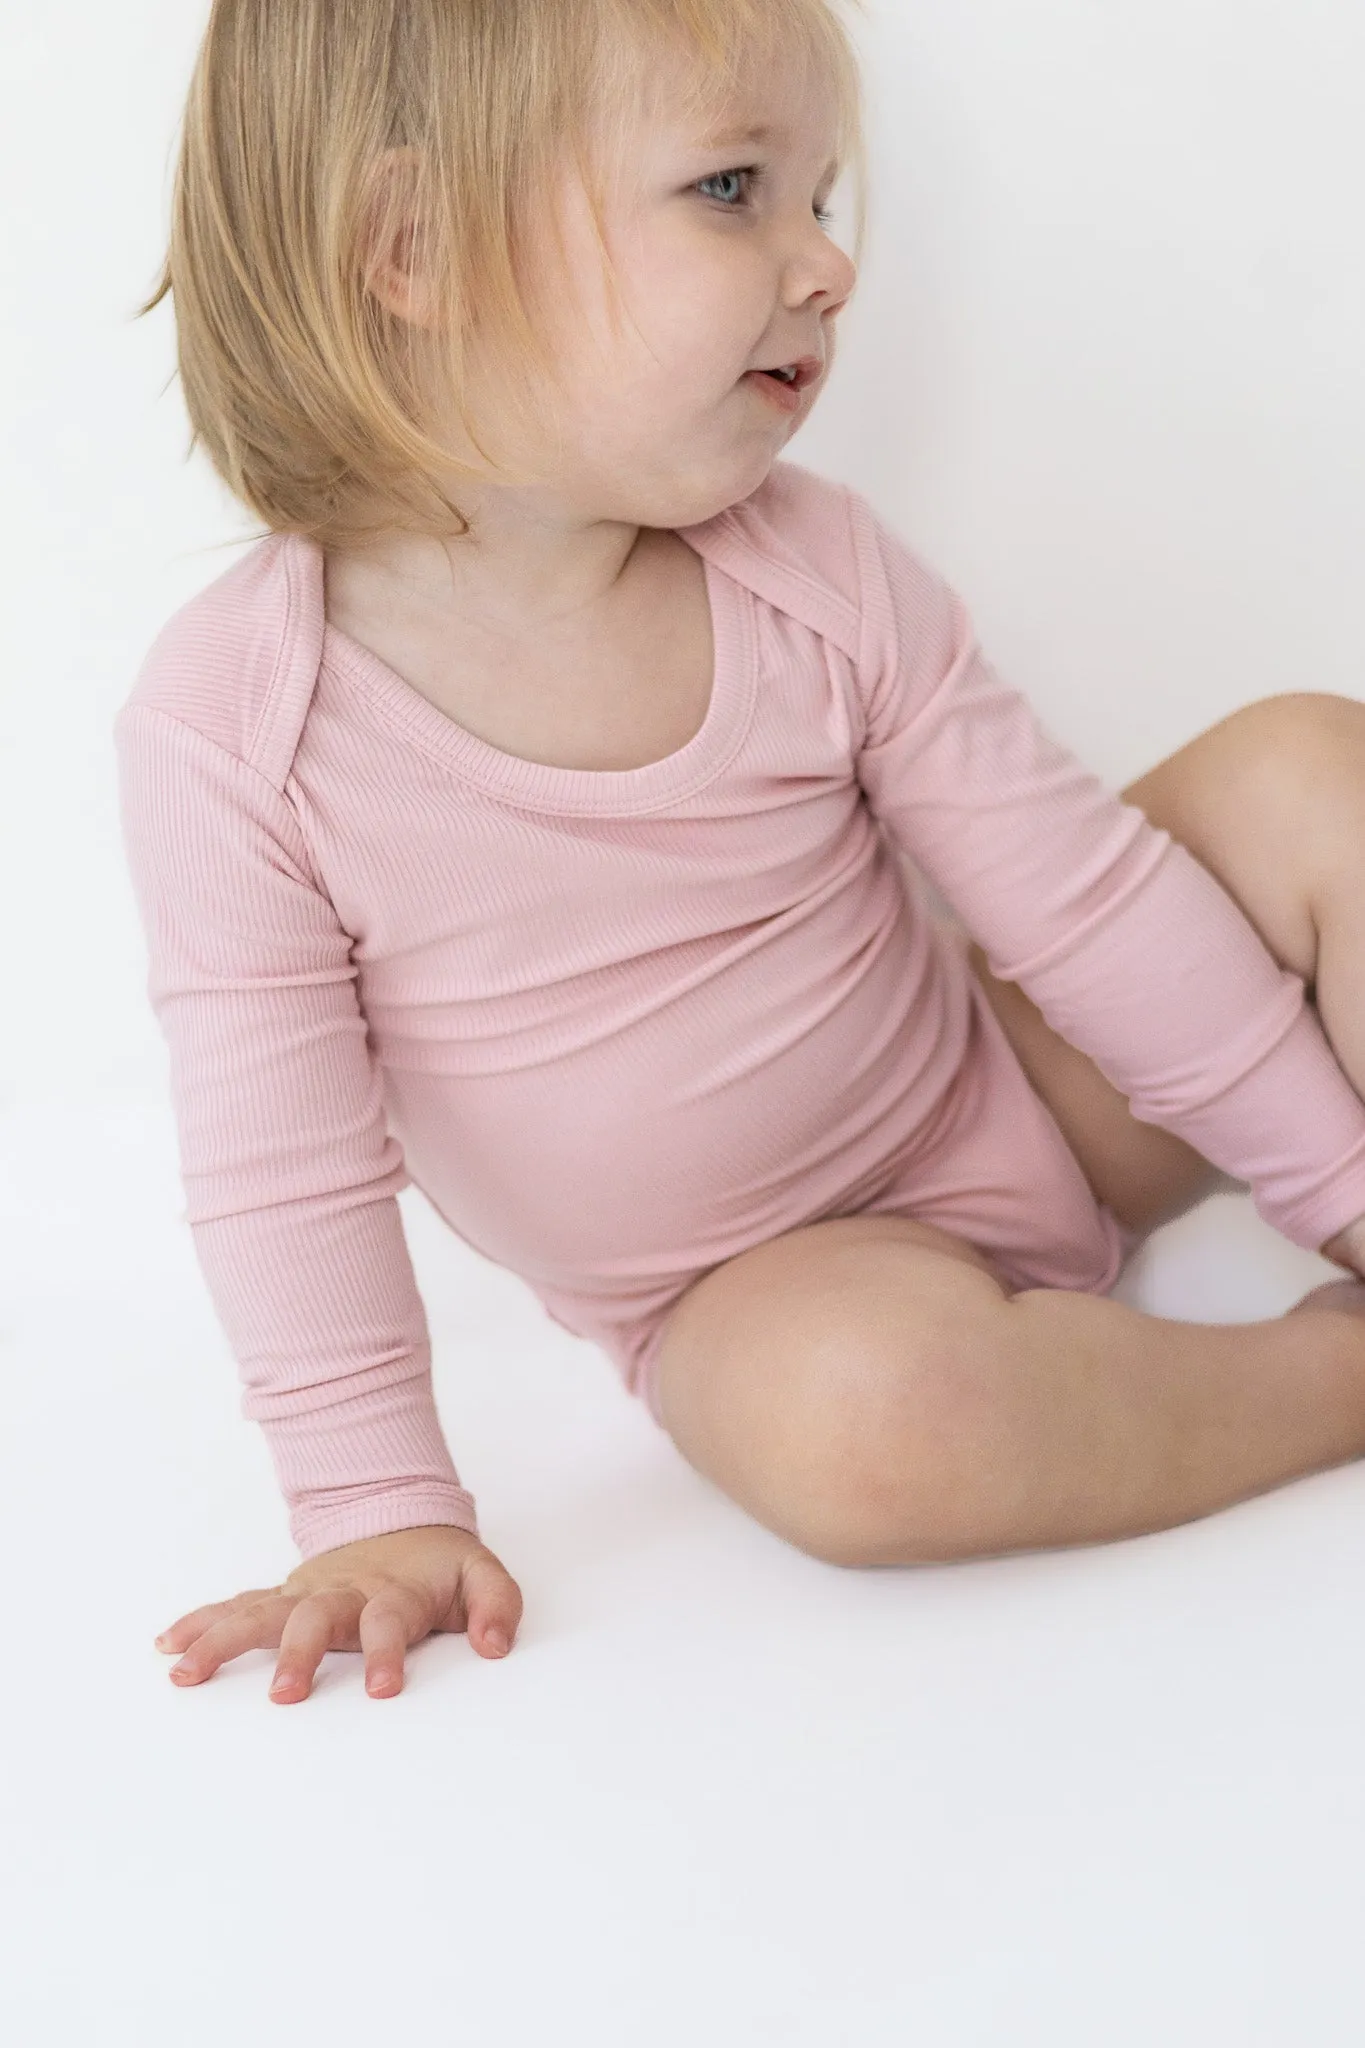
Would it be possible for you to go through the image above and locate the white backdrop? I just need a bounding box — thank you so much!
[4,4,1364,2043]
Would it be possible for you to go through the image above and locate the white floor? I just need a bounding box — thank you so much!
[5,1089,1365,2046]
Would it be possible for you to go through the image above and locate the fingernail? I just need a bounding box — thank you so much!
[485,1629,510,1656]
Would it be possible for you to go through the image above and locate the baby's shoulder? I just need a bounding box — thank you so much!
[680,458,894,661]
[116,531,323,788]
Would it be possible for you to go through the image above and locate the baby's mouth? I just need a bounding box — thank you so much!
[748,356,822,392]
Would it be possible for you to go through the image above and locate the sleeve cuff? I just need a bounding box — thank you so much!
[288,1482,481,1563]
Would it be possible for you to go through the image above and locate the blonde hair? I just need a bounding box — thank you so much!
[136,0,869,552]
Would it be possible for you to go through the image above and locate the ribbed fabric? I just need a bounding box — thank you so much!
[113,457,1365,1560]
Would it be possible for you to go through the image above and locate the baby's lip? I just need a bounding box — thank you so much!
[751,355,824,391]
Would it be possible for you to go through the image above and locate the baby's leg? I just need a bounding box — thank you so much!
[651,1214,1365,1568]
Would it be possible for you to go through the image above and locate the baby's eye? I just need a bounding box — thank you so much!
[696,166,758,209]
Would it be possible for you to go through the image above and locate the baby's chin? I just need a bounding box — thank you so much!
[613,460,773,532]
[656,433,793,526]
[577,401,796,529]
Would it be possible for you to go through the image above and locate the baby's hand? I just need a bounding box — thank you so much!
[1321,1214,1365,1281]
[153,1524,522,1703]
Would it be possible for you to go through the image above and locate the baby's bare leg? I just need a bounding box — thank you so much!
[653,1216,1365,1568]
[978,1278,1365,1560]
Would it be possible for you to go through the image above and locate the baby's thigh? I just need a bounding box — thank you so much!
[651,1214,1018,1568]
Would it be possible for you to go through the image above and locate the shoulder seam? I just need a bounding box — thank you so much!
[117,700,327,887]
[839,479,897,715]
[120,699,284,793]
[243,532,314,785]
[683,467,864,659]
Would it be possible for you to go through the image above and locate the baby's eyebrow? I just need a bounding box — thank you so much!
[696,121,839,179]
[703,121,778,146]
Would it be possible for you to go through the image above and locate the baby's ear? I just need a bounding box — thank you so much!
[357,146,443,329]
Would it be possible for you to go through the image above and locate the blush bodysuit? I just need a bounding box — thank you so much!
[114,459,1365,1559]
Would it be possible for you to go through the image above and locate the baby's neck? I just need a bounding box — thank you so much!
[325,509,653,644]
[320,523,715,776]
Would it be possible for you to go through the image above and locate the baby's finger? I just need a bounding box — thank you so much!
[358,1593,419,1698]
[154,1587,283,1653]
[459,1549,524,1660]
[268,1589,365,1704]
[169,1593,295,1686]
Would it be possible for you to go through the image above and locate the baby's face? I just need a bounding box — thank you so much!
[466,38,857,531]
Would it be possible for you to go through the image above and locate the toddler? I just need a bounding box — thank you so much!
[118,0,1365,1705]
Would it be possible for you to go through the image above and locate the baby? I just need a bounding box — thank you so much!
[117,0,1365,1705]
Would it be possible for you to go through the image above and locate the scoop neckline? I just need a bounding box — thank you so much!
[304,532,757,817]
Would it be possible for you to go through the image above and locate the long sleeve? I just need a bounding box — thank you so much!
[114,703,479,1561]
[852,500,1365,1255]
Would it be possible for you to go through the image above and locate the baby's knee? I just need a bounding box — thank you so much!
[786,1302,1029,1569]
[653,1220,1022,1569]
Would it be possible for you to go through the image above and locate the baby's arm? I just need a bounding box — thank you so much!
[115,705,520,1696]
[115,703,477,1558]
[850,495,1365,1262]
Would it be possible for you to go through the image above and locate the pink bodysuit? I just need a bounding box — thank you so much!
[114,458,1365,1560]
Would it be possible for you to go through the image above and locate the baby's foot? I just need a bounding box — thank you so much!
[1286,1278,1365,1317]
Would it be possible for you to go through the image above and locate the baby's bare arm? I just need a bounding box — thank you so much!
[154,1524,523,1703]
